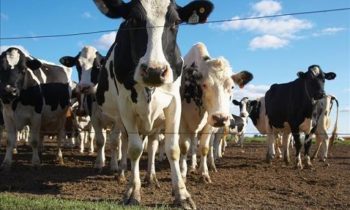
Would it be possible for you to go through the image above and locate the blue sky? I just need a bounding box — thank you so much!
[1,0,349,136]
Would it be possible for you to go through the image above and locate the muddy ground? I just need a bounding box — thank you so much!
[1,140,349,209]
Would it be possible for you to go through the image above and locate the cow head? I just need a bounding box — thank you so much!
[60,46,104,95]
[0,47,42,103]
[184,56,253,127]
[93,0,214,87]
[232,97,252,118]
[297,65,336,100]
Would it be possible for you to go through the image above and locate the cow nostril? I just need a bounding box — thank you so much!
[160,66,167,78]
[140,64,149,75]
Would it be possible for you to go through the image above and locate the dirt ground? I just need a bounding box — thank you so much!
[1,140,349,210]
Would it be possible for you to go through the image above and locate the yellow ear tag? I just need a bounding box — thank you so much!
[199,7,205,14]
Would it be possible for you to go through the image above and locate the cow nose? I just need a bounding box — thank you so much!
[140,63,168,86]
[212,114,229,127]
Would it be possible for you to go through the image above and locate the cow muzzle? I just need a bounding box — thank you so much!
[5,85,19,96]
[140,63,168,87]
[211,114,230,127]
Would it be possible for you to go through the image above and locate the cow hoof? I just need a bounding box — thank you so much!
[174,197,197,210]
[295,163,303,170]
[144,174,160,188]
[115,174,126,184]
[123,187,141,206]
[189,167,197,174]
[200,175,212,184]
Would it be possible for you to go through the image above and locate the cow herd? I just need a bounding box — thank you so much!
[0,0,340,209]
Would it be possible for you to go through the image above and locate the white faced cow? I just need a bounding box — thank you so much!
[0,47,71,170]
[179,43,253,183]
[265,65,336,169]
[92,0,214,208]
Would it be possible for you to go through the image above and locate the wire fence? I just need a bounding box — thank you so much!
[1,7,350,40]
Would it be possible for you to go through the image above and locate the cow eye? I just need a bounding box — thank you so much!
[202,83,207,89]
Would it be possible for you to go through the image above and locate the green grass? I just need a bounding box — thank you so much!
[0,193,167,210]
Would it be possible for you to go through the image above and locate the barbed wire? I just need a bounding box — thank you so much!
[1,7,349,40]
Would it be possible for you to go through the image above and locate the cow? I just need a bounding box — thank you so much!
[92,0,214,208]
[0,47,71,170]
[307,95,339,163]
[231,97,285,159]
[60,46,105,155]
[179,42,253,183]
[265,65,336,169]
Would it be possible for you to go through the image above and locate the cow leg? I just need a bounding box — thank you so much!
[282,133,291,164]
[189,135,198,173]
[57,129,65,165]
[124,132,143,205]
[266,133,275,163]
[158,136,166,162]
[164,97,195,209]
[30,115,42,168]
[293,133,303,169]
[109,127,121,173]
[311,135,322,161]
[92,121,106,171]
[1,126,16,170]
[179,134,190,181]
[145,133,160,188]
[79,129,85,153]
[275,135,283,159]
[199,125,213,183]
[213,131,223,160]
[116,132,127,183]
[320,137,330,163]
[304,134,313,168]
[208,133,217,172]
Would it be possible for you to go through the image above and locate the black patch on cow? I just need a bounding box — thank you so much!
[249,100,261,126]
[230,114,244,132]
[96,65,109,106]
[109,60,119,95]
[12,85,43,114]
[41,83,70,111]
[181,66,203,107]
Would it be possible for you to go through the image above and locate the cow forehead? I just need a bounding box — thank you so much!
[6,49,21,69]
[79,47,97,64]
[141,0,171,21]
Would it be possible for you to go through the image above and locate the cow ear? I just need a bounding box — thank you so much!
[232,100,240,106]
[96,52,106,66]
[297,71,306,78]
[178,0,214,24]
[26,59,42,70]
[231,70,253,89]
[93,0,130,19]
[325,72,336,80]
[59,56,76,67]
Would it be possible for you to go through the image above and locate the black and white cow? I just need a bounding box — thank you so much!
[306,95,339,163]
[179,43,253,183]
[265,65,336,169]
[60,46,106,154]
[0,47,71,169]
[92,0,214,208]
[231,97,285,159]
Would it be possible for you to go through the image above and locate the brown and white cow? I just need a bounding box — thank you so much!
[179,42,253,183]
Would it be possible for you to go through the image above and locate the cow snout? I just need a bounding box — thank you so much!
[140,63,167,86]
[211,114,230,127]
[5,85,18,96]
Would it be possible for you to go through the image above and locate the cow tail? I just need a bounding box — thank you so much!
[329,96,339,148]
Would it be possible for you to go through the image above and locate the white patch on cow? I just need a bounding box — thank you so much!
[310,66,320,76]
[185,43,233,127]
[135,0,173,85]
[78,46,97,86]
[6,49,20,69]
[240,98,249,118]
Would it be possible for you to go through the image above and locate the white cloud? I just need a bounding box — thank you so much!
[214,0,312,50]
[232,84,270,100]
[249,35,289,50]
[94,32,116,50]
[252,0,282,16]
[312,27,346,37]
[1,13,8,20]
[340,107,350,113]
[0,45,30,55]
[81,12,92,19]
